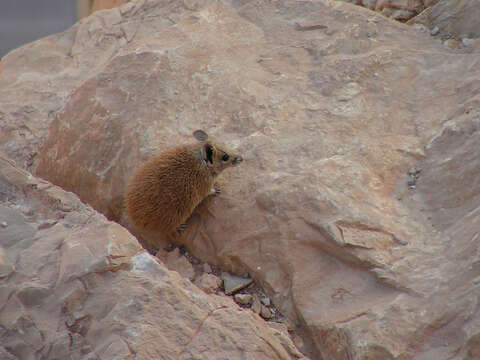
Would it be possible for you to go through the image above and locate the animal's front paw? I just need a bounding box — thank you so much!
[177,223,188,233]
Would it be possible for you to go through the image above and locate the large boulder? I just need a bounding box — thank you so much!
[1,0,480,358]
[0,155,305,360]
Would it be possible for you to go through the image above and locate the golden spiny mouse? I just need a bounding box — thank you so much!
[125,130,243,240]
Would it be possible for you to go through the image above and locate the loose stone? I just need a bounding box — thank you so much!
[260,305,273,320]
[234,293,253,306]
[221,272,253,295]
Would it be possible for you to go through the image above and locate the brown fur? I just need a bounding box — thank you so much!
[125,130,242,238]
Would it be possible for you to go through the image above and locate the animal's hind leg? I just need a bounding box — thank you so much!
[178,214,201,243]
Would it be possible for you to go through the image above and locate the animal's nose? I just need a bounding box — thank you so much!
[233,155,243,165]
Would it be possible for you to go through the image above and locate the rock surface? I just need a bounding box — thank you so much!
[234,293,253,306]
[340,0,439,21]
[1,0,480,358]
[0,155,306,360]
[222,272,254,295]
[195,273,223,294]
[407,0,480,39]
[163,247,195,280]
[342,0,480,40]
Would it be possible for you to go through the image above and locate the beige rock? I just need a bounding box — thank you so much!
[221,273,254,296]
[443,38,461,49]
[251,294,262,315]
[0,155,306,360]
[1,0,480,358]
[234,293,253,306]
[163,247,195,280]
[260,305,273,320]
[341,0,427,21]
[203,262,212,273]
[195,273,222,294]
[267,322,307,360]
[260,295,271,307]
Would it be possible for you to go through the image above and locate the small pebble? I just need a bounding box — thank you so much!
[260,296,271,307]
[462,38,475,47]
[221,272,253,295]
[260,305,273,320]
[412,24,428,33]
[407,167,421,189]
[203,263,212,273]
[430,26,439,36]
[195,273,222,294]
[19,207,34,216]
[443,39,461,49]
[408,178,416,189]
[234,293,253,306]
[251,295,262,314]
[0,222,7,228]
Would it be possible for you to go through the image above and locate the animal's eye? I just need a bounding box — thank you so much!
[222,154,230,162]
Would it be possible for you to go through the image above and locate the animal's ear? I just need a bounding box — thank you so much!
[204,143,214,165]
[193,130,208,142]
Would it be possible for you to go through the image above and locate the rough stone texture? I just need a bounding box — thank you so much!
[195,273,223,294]
[1,0,480,358]
[0,155,306,360]
[251,295,262,315]
[92,0,129,14]
[407,0,480,39]
[342,0,480,38]
[234,293,253,305]
[163,247,195,280]
[222,272,254,295]
[340,0,434,21]
[260,305,273,320]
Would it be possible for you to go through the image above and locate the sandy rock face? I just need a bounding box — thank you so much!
[407,0,480,39]
[1,0,480,358]
[0,156,305,360]
[342,0,480,40]
[341,0,430,21]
